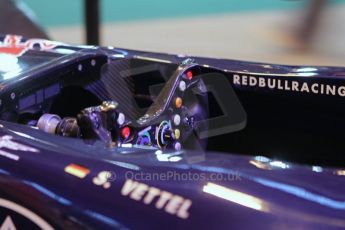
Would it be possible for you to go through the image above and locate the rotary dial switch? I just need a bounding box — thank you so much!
[157,120,173,148]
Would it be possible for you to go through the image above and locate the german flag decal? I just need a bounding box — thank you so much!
[64,163,90,179]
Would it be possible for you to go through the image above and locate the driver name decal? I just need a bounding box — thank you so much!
[121,179,192,219]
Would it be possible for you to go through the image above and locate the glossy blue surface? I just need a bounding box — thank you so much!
[0,35,344,229]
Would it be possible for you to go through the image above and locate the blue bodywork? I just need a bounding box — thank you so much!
[0,35,344,229]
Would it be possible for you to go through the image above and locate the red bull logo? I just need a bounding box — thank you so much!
[0,35,61,57]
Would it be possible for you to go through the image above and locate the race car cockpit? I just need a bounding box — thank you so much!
[0,54,246,152]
